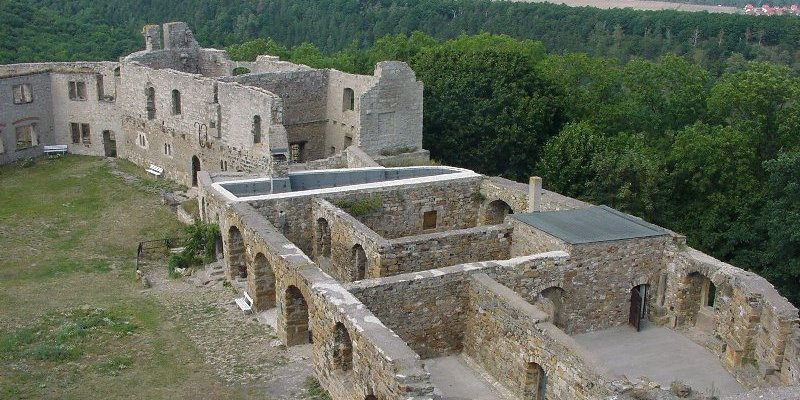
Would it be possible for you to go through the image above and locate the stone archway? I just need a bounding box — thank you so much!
[686,272,717,331]
[353,244,367,281]
[284,285,311,346]
[524,361,547,400]
[226,226,245,280]
[484,199,514,225]
[191,155,201,187]
[252,253,276,309]
[316,218,331,258]
[333,322,353,371]
[538,286,567,331]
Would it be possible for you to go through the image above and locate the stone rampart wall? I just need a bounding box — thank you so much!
[219,201,434,399]
[662,248,800,385]
[509,217,570,257]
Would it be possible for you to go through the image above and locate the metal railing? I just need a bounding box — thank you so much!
[135,237,184,271]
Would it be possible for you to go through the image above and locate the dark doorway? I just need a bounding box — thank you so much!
[191,155,201,186]
[102,130,116,157]
[629,284,648,332]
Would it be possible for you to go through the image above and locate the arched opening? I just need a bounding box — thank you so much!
[333,322,353,371]
[171,89,182,115]
[686,272,717,330]
[145,86,156,120]
[284,286,311,346]
[484,199,514,225]
[191,155,201,187]
[227,226,245,280]
[523,362,546,400]
[342,88,355,111]
[539,287,567,330]
[353,244,367,281]
[316,218,331,258]
[253,115,262,144]
[253,253,276,309]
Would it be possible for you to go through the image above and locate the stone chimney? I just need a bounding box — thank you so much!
[528,176,542,212]
[143,25,162,51]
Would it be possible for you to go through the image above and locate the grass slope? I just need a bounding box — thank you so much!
[0,156,258,399]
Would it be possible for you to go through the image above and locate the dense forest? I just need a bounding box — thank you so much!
[4,0,800,74]
[1,0,798,304]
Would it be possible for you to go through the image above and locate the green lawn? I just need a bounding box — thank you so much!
[0,156,261,399]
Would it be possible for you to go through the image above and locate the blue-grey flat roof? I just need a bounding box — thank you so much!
[512,205,668,244]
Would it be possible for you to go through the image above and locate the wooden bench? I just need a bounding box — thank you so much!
[145,164,164,177]
[43,145,68,156]
[235,291,253,313]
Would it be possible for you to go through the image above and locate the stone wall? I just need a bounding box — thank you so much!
[230,70,329,161]
[313,198,387,281]
[480,176,590,214]
[379,224,512,277]
[508,217,571,256]
[337,176,483,239]
[217,201,435,399]
[118,63,284,185]
[50,68,120,157]
[347,264,479,359]
[661,248,800,386]
[0,62,123,164]
[0,72,54,164]
[357,62,423,156]
[464,273,612,400]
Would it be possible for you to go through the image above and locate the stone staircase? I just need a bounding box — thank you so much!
[194,261,226,287]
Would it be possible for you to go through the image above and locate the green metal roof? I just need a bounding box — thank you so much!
[511,205,668,245]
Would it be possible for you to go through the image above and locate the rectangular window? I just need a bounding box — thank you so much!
[71,123,81,144]
[423,210,438,230]
[289,142,306,163]
[70,123,91,144]
[12,84,33,104]
[81,123,91,144]
[68,81,87,100]
[15,124,38,150]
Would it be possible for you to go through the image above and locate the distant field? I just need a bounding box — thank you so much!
[508,0,740,13]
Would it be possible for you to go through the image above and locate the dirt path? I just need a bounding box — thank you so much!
[141,262,315,398]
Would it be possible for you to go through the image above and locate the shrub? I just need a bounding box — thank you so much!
[335,196,382,216]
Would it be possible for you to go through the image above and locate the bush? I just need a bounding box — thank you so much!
[335,196,382,216]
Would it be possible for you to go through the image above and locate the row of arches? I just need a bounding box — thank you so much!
[226,226,277,309]
[316,217,369,281]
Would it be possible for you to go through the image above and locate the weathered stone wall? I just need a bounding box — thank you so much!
[50,68,120,156]
[509,217,571,256]
[347,264,477,359]
[337,176,483,239]
[661,248,800,386]
[0,72,54,164]
[357,62,423,156]
[230,70,329,161]
[480,176,590,214]
[313,198,387,281]
[326,70,375,155]
[464,273,613,400]
[118,63,284,185]
[379,224,512,277]
[217,201,434,399]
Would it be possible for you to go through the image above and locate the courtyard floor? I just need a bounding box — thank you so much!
[573,322,745,397]
[425,355,511,399]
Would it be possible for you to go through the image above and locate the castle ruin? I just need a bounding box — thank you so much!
[0,23,798,399]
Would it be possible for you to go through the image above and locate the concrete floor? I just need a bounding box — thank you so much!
[425,356,511,400]
[574,323,745,397]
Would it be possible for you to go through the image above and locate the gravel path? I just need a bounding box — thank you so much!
[141,262,314,398]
